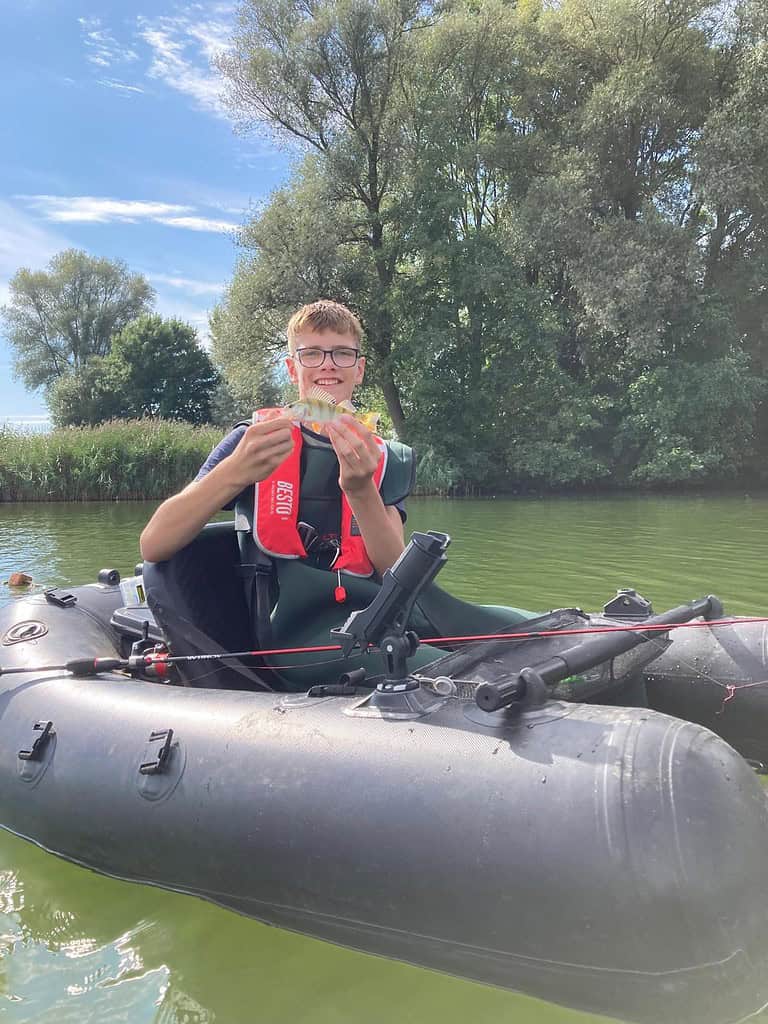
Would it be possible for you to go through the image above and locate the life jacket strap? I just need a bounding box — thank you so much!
[236,531,274,651]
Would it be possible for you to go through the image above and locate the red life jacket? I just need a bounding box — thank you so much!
[252,424,388,578]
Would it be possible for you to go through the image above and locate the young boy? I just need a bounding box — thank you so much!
[140,301,414,577]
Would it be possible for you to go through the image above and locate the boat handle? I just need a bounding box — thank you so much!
[18,720,54,761]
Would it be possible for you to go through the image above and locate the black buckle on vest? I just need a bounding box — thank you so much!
[298,521,318,551]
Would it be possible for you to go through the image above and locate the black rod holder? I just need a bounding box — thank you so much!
[331,531,450,689]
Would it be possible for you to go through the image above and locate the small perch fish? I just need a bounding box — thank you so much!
[286,388,379,431]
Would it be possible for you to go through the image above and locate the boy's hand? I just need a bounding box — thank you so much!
[327,415,381,496]
[225,415,294,488]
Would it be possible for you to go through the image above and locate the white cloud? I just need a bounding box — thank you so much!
[148,274,225,296]
[141,175,259,216]
[15,195,237,233]
[186,15,235,62]
[73,6,284,142]
[79,17,139,70]
[138,6,234,118]
[156,215,236,233]
[98,79,145,96]
[17,195,190,223]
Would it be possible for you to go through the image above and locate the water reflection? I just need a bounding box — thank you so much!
[407,494,768,616]
[0,503,150,602]
[2,495,768,616]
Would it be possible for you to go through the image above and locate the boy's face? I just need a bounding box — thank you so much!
[286,329,365,405]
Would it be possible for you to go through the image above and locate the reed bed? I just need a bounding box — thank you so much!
[0,420,222,502]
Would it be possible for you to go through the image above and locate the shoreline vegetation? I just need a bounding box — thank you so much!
[0,420,762,503]
[0,421,220,503]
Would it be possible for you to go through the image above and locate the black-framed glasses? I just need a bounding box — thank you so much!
[293,346,361,368]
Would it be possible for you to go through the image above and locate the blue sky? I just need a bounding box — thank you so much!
[0,0,292,424]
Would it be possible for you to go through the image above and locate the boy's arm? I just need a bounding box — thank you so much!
[140,417,294,563]
[327,416,406,575]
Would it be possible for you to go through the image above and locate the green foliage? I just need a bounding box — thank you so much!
[615,352,763,484]
[411,447,463,496]
[207,0,768,493]
[1,249,154,392]
[398,278,611,490]
[48,315,219,427]
[216,0,432,437]
[46,359,123,429]
[209,251,294,415]
[211,157,384,414]
[0,421,221,502]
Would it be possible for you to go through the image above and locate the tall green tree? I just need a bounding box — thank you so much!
[211,158,380,413]
[216,0,434,438]
[514,0,728,363]
[695,20,768,361]
[215,0,768,490]
[208,271,284,416]
[1,249,154,392]
[49,316,219,427]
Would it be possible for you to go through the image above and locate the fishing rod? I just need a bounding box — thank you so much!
[2,615,768,679]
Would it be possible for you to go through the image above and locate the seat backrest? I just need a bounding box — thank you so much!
[143,522,272,690]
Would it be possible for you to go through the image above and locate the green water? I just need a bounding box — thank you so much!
[1,494,767,1023]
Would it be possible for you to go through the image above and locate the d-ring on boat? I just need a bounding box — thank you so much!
[1,524,768,1024]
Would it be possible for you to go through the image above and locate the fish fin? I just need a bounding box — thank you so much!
[358,412,380,431]
[306,385,337,406]
[338,399,355,412]
[253,407,289,424]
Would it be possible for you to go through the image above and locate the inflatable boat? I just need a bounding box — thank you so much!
[2,523,768,1024]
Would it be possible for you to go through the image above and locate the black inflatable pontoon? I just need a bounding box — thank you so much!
[1,525,768,1024]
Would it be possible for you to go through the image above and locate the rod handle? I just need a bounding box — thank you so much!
[65,657,125,676]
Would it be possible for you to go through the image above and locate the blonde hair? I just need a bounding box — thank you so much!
[286,300,363,353]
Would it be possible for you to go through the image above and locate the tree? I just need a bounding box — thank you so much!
[613,351,763,484]
[695,23,768,362]
[214,0,768,490]
[209,281,284,417]
[216,0,432,438]
[511,0,728,366]
[211,157,380,413]
[47,359,122,429]
[49,316,219,427]
[1,249,154,391]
